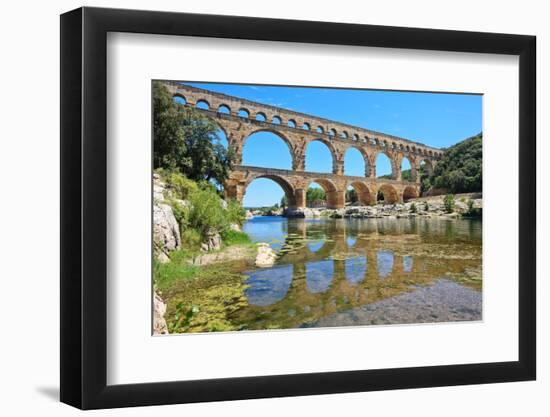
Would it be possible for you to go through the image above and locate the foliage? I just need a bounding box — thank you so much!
[379,169,412,181]
[464,199,482,218]
[306,187,326,206]
[153,82,235,184]
[346,188,358,203]
[187,185,230,237]
[181,228,202,251]
[424,201,429,211]
[168,303,199,333]
[221,230,252,246]
[410,202,417,213]
[443,194,455,213]
[166,197,189,235]
[159,169,198,200]
[226,200,246,226]
[424,133,482,194]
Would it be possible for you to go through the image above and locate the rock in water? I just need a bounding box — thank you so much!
[153,291,169,335]
[255,243,277,267]
[153,203,181,263]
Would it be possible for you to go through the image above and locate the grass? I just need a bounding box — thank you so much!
[154,249,199,291]
[222,230,252,246]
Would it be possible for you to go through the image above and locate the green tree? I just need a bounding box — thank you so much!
[153,82,235,184]
[306,187,326,206]
[423,133,482,194]
[346,188,358,203]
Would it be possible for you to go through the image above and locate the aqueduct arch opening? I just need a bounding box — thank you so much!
[242,130,294,170]
[244,175,297,209]
[305,139,337,174]
[403,185,419,202]
[377,184,399,204]
[347,181,374,205]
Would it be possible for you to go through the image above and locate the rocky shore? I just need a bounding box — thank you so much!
[284,195,482,219]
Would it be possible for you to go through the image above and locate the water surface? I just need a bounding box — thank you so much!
[171,216,482,332]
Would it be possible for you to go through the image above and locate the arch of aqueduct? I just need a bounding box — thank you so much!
[163,82,443,209]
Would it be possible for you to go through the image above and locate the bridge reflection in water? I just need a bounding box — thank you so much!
[238,217,482,330]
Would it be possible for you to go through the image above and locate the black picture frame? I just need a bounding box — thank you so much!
[60,6,536,410]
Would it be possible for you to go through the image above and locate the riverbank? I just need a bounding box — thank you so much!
[281,193,482,219]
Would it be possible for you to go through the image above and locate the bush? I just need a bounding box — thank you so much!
[226,200,246,226]
[443,194,455,213]
[424,201,429,211]
[181,228,202,251]
[464,199,482,217]
[164,171,198,200]
[410,202,417,213]
[188,186,229,237]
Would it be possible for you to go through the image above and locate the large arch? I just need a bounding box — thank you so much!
[244,175,297,208]
[306,178,342,209]
[347,181,374,205]
[400,156,413,181]
[377,183,399,204]
[305,138,337,174]
[375,151,395,179]
[242,129,294,169]
[343,146,368,177]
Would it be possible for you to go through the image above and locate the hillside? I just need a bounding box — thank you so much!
[424,133,482,194]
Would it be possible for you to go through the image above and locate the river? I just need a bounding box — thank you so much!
[165,216,482,333]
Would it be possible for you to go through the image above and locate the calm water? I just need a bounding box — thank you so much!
[167,216,482,332]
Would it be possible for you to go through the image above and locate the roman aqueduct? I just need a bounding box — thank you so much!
[163,82,443,209]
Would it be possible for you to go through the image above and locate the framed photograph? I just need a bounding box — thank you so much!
[60,6,536,409]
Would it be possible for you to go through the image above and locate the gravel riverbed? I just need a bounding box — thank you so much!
[304,279,482,328]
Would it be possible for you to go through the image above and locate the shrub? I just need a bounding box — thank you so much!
[464,199,482,217]
[424,201,429,211]
[181,228,202,251]
[410,202,417,213]
[164,171,198,200]
[188,186,228,237]
[443,194,455,213]
[226,200,246,226]
[166,198,189,235]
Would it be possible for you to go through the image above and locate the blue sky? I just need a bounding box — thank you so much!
[185,82,482,207]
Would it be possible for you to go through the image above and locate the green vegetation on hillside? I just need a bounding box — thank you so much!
[423,133,482,194]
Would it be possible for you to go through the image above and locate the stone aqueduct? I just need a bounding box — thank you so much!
[164,82,443,208]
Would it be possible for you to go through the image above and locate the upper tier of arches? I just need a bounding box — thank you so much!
[166,83,444,160]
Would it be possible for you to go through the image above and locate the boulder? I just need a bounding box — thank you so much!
[255,243,277,267]
[201,228,222,252]
[153,203,181,263]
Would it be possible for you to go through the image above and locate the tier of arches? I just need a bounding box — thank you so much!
[238,174,420,209]
[236,127,434,182]
[170,88,443,159]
